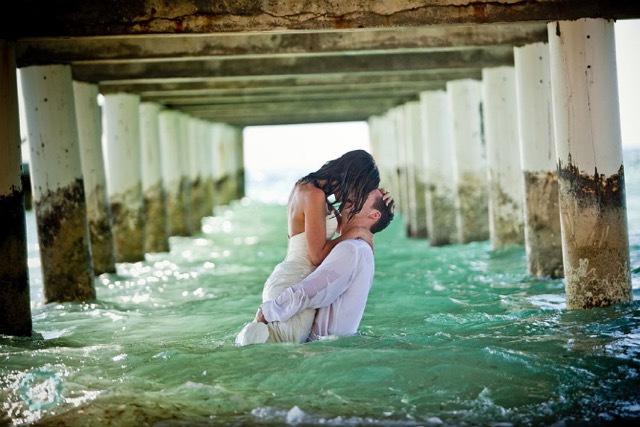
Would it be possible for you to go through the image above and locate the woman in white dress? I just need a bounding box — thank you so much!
[236,150,387,345]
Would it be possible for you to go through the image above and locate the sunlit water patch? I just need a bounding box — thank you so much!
[2,151,640,426]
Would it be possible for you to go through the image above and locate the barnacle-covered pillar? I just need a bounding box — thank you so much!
[548,18,631,308]
[447,79,489,244]
[514,42,563,278]
[420,90,458,246]
[140,102,169,253]
[103,93,145,263]
[482,67,525,249]
[73,81,116,275]
[177,112,195,235]
[199,120,215,218]
[20,64,95,302]
[0,40,32,336]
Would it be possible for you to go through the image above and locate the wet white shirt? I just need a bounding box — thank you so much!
[260,239,374,341]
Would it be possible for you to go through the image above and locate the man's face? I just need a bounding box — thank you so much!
[343,189,382,222]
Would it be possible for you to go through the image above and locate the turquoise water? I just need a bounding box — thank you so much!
[2,151,640,426]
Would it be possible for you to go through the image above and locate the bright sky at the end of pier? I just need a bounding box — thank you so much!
[244,19,640,176]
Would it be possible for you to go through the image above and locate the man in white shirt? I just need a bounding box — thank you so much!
[255,188,394,341]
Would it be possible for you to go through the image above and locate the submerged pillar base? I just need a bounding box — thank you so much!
[36,180,95,303]
[559,162,631,309]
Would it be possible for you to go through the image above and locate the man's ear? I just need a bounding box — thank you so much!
[368,210,382,220]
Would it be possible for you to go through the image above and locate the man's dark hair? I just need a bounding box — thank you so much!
[370,195,394,234]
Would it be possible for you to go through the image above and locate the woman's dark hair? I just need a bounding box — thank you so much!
[298,149,380,221]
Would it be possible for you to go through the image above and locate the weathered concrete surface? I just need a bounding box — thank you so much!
[85,185,117,274]
[558,162,631,309]
[36,180,96,303]
[456,177,490,244]
[0,39,31,336]
[524,171,563,279]
[0,189,31,336]
[144,182,169,253]
[5,1,639,37]
[110,187,146,263]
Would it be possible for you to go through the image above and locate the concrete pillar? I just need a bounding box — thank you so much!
[514,42,563,278]
[209,123,223,207]
[20,64,95,302]
[482,66,525,249]
[187,117,203,232]
[177,112,194,234]
[400,103,418,237]
[548,18,631,309]
[393,107,411,234]
[103,93,145,263]
[140,102,169,253]
[159,110,188,236]
[406,101,428,238]
[232,126,246,200]
[200,120,215,218]
[73,82,116,275]
[447,79,489,243]
[421,90,458,246]
[0,40,32,336]
[369,113,400,200]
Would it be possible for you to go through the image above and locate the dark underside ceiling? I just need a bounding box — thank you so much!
[3,0,640,127]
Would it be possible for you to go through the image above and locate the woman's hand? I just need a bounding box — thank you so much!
[380,188,395,214]
[255,307,268,324]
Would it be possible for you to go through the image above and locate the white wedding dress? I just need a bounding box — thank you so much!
[235,212,338,345]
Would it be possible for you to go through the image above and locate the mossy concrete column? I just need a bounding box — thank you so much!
[20,64,95,303]
[73,81,116,275]
[482,67,525,249]
[401,102,419,238]
[369,113,401,203]
[177,112,194,235]
[446,79,489,244]
[187,117,203,232]
[200,120,215,218]
[140,102,169,253]
[406,101,428,238]
[548,18,631,309]
[392,106,411,234]
[514,42,563,279]
[103,93,145,263]
[232,126,246,200]
[420,90,458,246]
[159,110,188,236]
[0,40,31,336]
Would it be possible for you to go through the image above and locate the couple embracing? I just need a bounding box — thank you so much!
[236,150,395,345]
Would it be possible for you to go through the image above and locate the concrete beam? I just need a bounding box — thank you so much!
[71,47,513,82]
[15,23,546,65]
[3,1,639,38]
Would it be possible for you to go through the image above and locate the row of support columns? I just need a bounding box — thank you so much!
[0,48,245,336]
[370,18,632,309]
